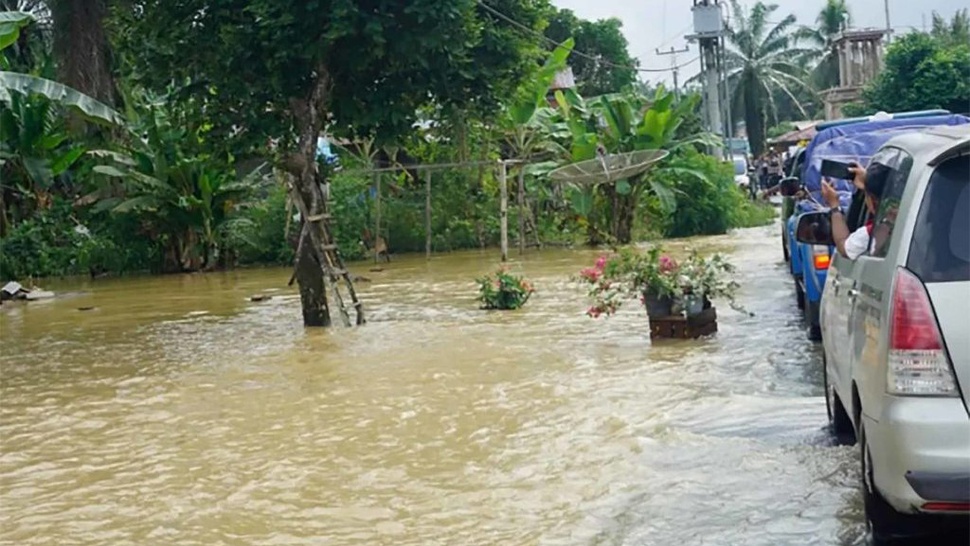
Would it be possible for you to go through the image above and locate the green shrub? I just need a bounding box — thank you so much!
[0,198,159,281]
[643,148,775,239]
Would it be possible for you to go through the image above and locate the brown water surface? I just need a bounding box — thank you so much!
[2,223,872,545]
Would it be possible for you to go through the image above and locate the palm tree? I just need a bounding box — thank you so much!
[723,0,813,156]
[931,9,970,47]
[796,0,852,90]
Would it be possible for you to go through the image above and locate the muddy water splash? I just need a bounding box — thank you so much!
[1,223,870,545]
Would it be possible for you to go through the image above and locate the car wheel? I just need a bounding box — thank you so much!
[795,280,805,310]
[859,421,929,545]
[805,300,822,341]
[823,353,854,445]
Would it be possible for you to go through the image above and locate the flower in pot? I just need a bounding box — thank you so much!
[577,247,682,318]
[578,246,747,319]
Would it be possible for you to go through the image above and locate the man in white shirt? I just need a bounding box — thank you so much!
[821,161,893,259]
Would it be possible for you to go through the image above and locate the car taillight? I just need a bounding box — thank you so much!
[812,245,830,270]
[887,267,957,396]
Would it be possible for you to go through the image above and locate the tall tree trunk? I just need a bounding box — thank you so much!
[50,0,116,105]
[282,64,360,327]
[614,193,636,244]
[744,74,766,156]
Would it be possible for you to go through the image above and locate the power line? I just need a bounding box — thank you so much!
[476,0,697,74]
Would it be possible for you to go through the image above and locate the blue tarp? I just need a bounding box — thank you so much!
[798,115,970,211]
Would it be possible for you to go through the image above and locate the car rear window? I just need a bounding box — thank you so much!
[907,155,970,282]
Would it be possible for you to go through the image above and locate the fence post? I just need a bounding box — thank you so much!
[517,165,525,255]
[425,169,432,259]
[499,161,508,262]
[374,173,381,264]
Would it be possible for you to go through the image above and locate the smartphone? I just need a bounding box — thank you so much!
[820,159,854,180]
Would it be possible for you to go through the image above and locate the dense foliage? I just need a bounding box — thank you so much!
[544,8,638,96]
[4,0,868,286]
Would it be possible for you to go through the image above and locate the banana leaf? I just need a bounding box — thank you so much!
[0,72,123,126]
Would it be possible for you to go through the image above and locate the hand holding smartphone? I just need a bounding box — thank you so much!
[820,159,854,180]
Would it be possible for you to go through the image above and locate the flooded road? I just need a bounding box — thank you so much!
[1,222,872,545]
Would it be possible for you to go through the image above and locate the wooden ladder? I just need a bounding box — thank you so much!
[307,205,365,327]
[285,172,365,327]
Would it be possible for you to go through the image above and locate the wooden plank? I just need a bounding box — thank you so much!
[649,307,718,340]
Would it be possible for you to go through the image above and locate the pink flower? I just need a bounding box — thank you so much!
[586,306,602,318]
[659,255,678,273]
[594,256,607,270]
[580,267,601,282]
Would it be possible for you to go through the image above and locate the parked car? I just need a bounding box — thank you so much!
[731,155,750,188]
[783,112,970,340]
[794,124,970,543]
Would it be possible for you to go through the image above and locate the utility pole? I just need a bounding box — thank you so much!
[687,0,726,159]
[656,45,690,97]
[884,0,892,42]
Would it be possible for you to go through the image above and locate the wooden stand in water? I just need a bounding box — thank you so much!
[649,307,718,340]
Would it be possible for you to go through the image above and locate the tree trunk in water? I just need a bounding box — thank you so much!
[294,224,330,327]
[281,64,359,327]
[50,0,116,105]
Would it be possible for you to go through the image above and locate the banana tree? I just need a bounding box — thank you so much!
[549,85,719,244]
[88,94,260,271]
[0,11,123,234]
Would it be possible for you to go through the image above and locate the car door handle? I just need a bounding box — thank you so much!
[847,288,859,299]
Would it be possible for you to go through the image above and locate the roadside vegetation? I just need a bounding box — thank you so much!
[1,2,963,283]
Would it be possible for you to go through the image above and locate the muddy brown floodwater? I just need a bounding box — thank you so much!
[2,222,876,545]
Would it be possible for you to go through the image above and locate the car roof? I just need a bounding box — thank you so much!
[884,124,970,165]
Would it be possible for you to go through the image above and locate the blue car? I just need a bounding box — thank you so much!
[785,111,970,340]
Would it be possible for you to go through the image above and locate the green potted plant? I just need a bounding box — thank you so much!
[476,266,534,310]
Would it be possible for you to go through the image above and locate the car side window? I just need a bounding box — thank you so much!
[869,148,915,258]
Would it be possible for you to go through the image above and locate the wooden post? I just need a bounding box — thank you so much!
[517,165,525,255]
[373,172,381,264]
[499,161,508,262]
[425,169,432,259]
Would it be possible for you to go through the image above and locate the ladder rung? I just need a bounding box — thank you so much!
[307,213,331,222]
[320,244,337,250]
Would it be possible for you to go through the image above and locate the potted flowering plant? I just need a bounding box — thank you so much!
[578,247,681,318]
[476,266,534,310]
[578,246,744,318]
[676,249,746,315]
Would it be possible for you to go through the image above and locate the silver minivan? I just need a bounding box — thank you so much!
[796,125,970,543]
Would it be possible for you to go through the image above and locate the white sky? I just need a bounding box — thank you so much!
[551,0,966,86]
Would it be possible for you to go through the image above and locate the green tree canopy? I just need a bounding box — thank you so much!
[544,8,638,97]
[856,31,970,115]
[112,0,547,154]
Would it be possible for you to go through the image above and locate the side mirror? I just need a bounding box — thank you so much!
[779,176,800,197]
[795,211,834,246]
